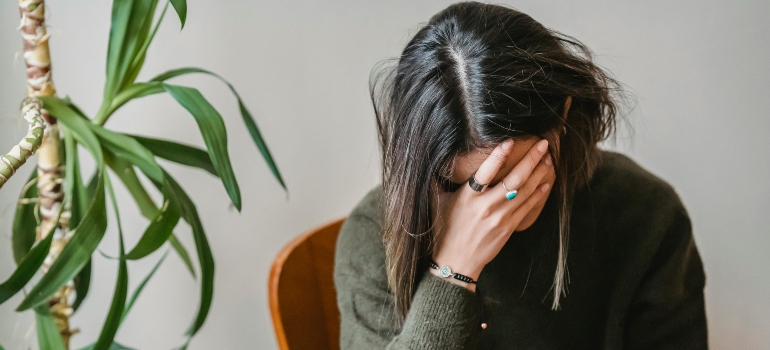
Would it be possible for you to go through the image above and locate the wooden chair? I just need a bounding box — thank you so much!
[269,218,346,350]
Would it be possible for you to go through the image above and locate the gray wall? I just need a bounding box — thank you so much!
[1,0,768,349]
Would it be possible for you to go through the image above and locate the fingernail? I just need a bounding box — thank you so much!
[541,183,551,192]
[502,139,513,151]
[545,154,552,166]
[537,139,549,152]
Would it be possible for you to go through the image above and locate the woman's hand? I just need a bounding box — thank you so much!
[431,138,553,291]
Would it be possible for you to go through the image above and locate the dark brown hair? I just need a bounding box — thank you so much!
[371,2,622,324]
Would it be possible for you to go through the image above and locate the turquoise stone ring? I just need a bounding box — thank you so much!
[502,180,518,201]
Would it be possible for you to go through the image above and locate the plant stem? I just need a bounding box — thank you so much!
[19,0,76,347]
[0,99,45,189]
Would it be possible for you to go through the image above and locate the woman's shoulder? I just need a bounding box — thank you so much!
[582,150,692,252]
[594,150,675,188]
[588,149,685,211]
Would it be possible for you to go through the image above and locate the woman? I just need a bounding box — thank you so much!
[334,2,707,349]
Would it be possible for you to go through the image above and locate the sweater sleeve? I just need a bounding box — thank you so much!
[334,212,483,350]
[623,201,708,349]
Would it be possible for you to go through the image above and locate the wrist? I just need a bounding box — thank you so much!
[428,267,477,292]
[431,255,483,281]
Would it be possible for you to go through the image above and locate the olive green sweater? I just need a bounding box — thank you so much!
[333,150,708,349]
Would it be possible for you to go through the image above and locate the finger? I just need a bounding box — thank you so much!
[503,155,551,206]
[489,155,552,234]
[491,181,551,244]
[509,182,551,226]
[472,139,514,187]
[496,181,552,241]
[498,139,548,196]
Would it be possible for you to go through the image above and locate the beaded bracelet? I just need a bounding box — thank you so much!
[429,260,477,284]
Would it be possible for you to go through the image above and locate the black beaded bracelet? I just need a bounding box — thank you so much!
[429,260,477,284]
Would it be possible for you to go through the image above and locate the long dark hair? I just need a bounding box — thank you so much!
[372,2,622,324]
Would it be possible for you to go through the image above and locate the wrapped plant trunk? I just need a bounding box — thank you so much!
[19,0,74,346]
[0,99,45,190]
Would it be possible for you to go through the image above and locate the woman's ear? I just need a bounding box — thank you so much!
[563,96,572,121]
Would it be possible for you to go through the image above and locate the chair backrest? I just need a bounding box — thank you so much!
[269,218,346,350]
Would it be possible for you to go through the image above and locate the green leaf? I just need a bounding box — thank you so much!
[151,67,286,189]
[62,96,89,118]
[100,82,165,124]
[35,306,67,350]
[103,153,150,219]
[174,340,191,350]
[78,341,136,350]
[104,67,287,190]
[235,96,286,189]
[17,173,106,311]
[122,252,167,323]
[168,235,196,278]
[103,0,159,103]
[163,84,242,211]
[93,176,129,350]
[169,0,187,29]
[72,259,92,312]
[123,1,167,93]
[86,171,100,198]
[0,209,60,305]
[64,129,90,231]
[89,126,164,183]
[125,193,180,260]
[130,135,217,176]
[73,172,98,312]
[38,97,103,162]
[153,169,214,336]
[12,168,38,264]
[91,130,188,263]
[105,152,196,277]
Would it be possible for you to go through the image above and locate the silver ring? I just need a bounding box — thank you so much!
[501,180,518,201]
[468,172,487,192]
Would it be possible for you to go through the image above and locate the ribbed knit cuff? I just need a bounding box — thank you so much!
[399,272,482,349]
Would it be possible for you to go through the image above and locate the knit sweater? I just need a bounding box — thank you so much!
[333,150,708,349]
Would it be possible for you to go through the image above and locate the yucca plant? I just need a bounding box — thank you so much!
[0,0,285,349]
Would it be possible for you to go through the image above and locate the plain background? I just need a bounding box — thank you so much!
[1,0,768,349]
